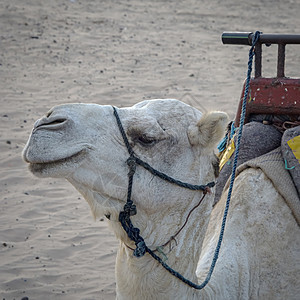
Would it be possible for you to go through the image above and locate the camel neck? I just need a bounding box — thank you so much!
[115,192,214,300]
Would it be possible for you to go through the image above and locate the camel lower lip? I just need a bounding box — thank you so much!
[28,150,86,174]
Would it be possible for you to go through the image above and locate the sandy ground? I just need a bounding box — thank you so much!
[0,0,299,299]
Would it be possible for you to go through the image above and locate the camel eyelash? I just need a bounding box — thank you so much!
[136,135,157,146]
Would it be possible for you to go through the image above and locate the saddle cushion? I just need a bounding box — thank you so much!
[215,122,282,204]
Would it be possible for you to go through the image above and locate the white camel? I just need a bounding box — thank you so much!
[23,99,299,299]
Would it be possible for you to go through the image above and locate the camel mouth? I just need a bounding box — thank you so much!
[28,150,86,176]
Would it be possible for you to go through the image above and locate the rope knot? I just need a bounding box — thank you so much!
[131,227,140,239]
[123,200,137,216]
[133,241,146,257]
[127,156,137,176]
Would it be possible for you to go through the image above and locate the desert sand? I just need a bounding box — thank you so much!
[0,0,299,299]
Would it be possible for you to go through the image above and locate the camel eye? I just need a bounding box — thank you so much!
[137,135,157,146]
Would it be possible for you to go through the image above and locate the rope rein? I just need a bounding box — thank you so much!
[112,30,260,290]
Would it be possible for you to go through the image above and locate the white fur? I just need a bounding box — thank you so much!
[23,99,299,299]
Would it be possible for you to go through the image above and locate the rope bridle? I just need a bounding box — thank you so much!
[112,107,214,264]
[111,30,260,290]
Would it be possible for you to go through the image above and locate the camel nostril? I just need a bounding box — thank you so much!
[46,111,53,118]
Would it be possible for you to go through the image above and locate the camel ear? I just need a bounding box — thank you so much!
[188,111,228,149]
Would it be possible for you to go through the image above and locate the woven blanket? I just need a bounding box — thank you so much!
[224,147,300,225]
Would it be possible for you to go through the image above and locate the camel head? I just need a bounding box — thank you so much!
[23,99,228,245]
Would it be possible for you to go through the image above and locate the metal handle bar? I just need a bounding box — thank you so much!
[222,32,300,46]
[222,31,300,78]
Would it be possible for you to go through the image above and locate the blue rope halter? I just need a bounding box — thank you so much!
[113,107,214,257]
[112,30,260,290]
